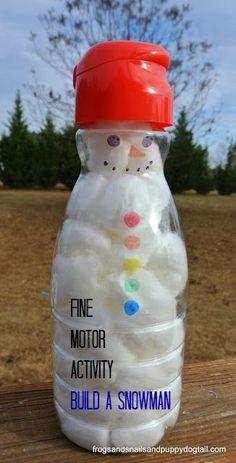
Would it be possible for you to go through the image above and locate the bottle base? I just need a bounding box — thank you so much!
[55,399,180,451]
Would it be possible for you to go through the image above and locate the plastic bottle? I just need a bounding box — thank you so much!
[51,40,188,451]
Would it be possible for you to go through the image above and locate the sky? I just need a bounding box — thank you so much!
[0,0,235,165]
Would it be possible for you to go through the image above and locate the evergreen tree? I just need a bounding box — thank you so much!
[35,114,60,188]
[214,142,236,195]
[165,110,195,192]
[165,109,212,193]
[58,125,80,190]
[193,145,213,194]
[227,141,236,169]
[0,91,37,188]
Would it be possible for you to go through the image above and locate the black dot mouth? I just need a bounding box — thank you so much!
[102,164,154,173]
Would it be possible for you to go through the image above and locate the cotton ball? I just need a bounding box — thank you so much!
[58,219,111,258]
[123,318,185,360]
[97,171,170,231]
[166,374,182,408]
[67,171,169,233]
[125,132,163,174]
[148,171,171,214]
[66,172,108,222]
[96,174,158,231]
[148,232,188,296]
[83,131,130,174]
[52,254,106,318]
[161,345,184,384]
[106,269,177,327]
[55,401,110,450]
[111,420,164,448]
[113,345,183,392]
[164,401,181,428]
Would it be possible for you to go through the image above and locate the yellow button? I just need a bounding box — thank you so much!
[123,258,142,272]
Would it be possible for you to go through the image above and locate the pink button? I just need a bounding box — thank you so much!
[124,212,140,228]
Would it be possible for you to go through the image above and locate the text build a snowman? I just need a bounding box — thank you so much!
[69,297,172,411]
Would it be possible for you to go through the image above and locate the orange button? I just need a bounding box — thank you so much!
[124,235,140,250]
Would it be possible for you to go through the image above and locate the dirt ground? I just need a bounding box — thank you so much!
[0,190,235,386]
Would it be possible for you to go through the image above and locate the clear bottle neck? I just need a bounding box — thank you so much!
[76,124,171,175]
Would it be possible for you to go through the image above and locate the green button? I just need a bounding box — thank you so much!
[125,278,140,293]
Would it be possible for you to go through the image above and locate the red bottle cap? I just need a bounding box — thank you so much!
[73,40,173,129]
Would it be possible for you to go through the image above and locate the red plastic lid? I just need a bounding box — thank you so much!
[73,40,173,129]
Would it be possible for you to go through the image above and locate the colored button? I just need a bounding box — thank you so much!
[124,235,140,250]
[125,278,140,292]
[123,258,142,272]
[124,300,140,316]
[124,212,140,228]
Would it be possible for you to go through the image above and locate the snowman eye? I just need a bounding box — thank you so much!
[142,136,153,148]
[107,135,120,147]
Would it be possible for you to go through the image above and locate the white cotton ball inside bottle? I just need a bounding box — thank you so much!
[161,345,184,382]
[95,174,158,231]
[164,401,181,428]
[111,420,165,448]
[106,269,177,327]
[148,232,188,296]
[55,401,110,450]
[52,254,106,317]
[124,318,185,360]
[66,172,108,222]
[148,171,172,214]
[113,345,183,392]
[58,219,111,258]
[110,400,181,448]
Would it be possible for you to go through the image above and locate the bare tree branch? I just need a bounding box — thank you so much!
[26,0,216,136]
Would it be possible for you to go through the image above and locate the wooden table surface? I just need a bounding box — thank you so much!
[0,359,235,463]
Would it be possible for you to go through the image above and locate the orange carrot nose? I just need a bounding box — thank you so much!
[129,145,145,157]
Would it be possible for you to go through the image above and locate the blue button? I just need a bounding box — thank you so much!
[124,300,140,316]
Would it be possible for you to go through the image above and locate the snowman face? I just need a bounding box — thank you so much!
[80,130,163,175]
[125,133,163,175]
[82,131,130,174]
